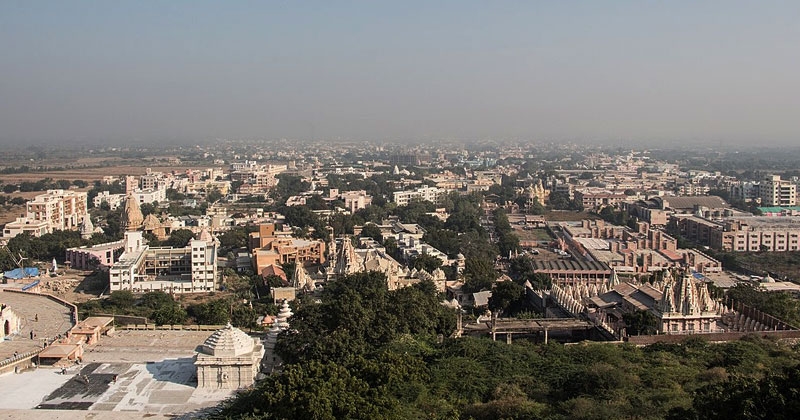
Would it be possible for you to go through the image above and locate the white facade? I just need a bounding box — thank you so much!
[3,217,50,238]
[93,191,126,210]
[393,186,448,206]
[134,187,168,205]
[108,231,218,293]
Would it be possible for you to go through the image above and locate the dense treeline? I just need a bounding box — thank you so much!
[214,271,800,420]
[79,287,263,328]
[0,230,115,272]
[494,207,520,257]
[1,178,88,193]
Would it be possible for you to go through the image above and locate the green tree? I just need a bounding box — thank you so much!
[548,191,571,210]
[220,361,397,420]
[359,223,383,243]
[206,188,223,203]
[166,229,195,248]
[622,309,659,336]
[463,257,498,293]
[188,298,231,325]
[139,291,174,310]
[151,303,188,326]
[108,290,136,309]
[139,202,156,217]
[411,254,443,272]
[488,281,525,316]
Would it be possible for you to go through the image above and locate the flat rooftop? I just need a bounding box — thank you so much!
[0,330,237,417]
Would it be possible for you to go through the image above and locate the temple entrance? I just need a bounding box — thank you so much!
[4,320,9,336]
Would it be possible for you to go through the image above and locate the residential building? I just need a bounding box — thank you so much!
[93,191,126,210]
[2,217,50,238]
[2,189,88,238]
[340,190,373,213]
[249,223,326,272]
[573,189,627,210]
[761,175,796,207]
[66,239,126,271]
[393,186,448,206]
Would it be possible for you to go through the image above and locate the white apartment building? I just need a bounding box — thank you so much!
[2,217,50,238]
[393,186,448,206]
[109,231,218,293]
[762,175,796,207]
[93,191,126,210]
[3,189,88,238]
[135,187,168,205]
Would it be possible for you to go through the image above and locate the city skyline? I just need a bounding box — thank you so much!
[1,1,799,146]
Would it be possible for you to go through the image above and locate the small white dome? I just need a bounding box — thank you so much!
[200,323,255,357]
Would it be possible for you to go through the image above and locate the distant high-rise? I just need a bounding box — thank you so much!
[389,153,420,166]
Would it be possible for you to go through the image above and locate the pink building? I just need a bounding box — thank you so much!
[65,240,125,271]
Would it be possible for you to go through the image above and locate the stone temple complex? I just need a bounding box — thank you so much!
[195,323,264,389]
[547,268,795,337]
[326,236,446,290]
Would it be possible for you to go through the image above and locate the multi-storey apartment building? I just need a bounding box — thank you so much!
[393,186,448,206]
[3,189,88,238]
[762,175,796,207]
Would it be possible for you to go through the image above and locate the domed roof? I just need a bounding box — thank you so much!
[200,323,255,357]
[142,213,161,230]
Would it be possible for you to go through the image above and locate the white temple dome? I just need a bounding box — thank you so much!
[200,323,255,357]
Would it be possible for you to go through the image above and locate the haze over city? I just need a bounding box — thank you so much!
[1,1,799,146]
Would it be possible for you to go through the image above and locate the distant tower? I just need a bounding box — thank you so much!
[120,194,144,232]
[124,175,138,194]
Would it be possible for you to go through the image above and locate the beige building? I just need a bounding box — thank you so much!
[2,217,50,238]
[340,190,373,213]
[3,189,87,238]
[762,175,796,207]
[249,224,326,273]
[676,215,800,252]
[573,189,627,210]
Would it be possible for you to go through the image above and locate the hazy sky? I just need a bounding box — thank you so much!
[1,1,799,146]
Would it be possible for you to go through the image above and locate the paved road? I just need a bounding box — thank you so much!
[0,289,75,361]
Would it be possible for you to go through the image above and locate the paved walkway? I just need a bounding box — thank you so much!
[0,289,75,361]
